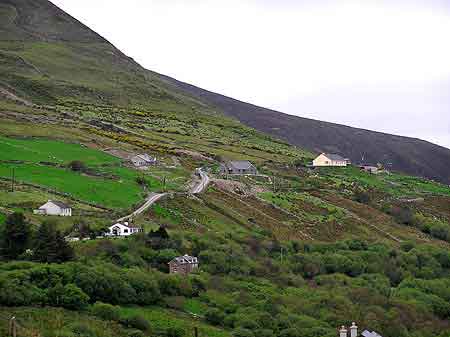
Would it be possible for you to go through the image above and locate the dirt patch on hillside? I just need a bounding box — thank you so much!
[213,178,268,196]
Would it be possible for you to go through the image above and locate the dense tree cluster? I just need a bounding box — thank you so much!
[0,213,74,263]
[1,212,450,337]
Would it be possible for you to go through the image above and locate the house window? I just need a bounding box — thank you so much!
[124,229,129,233]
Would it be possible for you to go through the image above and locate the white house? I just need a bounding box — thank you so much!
[131,154,157,168]
[106,222,143,237]
[313,153,349,167]
[34,200,72,216]
[339,322,383,337]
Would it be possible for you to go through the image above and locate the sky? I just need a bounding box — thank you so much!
[52,0,450,149]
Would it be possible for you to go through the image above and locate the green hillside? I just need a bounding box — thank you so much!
[0,1,450,337]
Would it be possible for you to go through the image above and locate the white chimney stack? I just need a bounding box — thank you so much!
[350,322,358,337]
[340,326,348,337]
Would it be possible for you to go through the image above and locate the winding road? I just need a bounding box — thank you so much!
[116,168,209,222]
[191,168,210,194]
[116,192,167,222]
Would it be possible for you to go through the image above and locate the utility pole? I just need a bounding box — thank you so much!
[280,247,284,264]
[273,174,276,193]
[11,168,15,192]
[194,326,198,337]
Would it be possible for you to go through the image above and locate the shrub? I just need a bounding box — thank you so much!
[279,328,300,337]
[122,315,150,332]
[205,308,225,326]
[165,326,185,337]
[68,160,86,172]
[233,328,255,337]
[71,323,95,337]
[62,284,89,310]
[91,302,121,321]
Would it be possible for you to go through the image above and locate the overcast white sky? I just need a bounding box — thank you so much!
[52,0,450,149]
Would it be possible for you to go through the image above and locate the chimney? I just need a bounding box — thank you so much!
[350,322,358,337]
[340,326,348,337]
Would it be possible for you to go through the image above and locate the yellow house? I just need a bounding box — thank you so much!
[313,153,348,167]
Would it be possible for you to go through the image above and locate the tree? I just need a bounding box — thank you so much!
[0,212,30,260]
[33,220,74,263]
[68,160,86,172]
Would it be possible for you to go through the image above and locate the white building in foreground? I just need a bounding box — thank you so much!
[34,200,72,216]
[106,222,143,237]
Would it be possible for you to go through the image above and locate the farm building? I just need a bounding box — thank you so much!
[359,165,379,174]
[313,153,349,167]
[131,154,157,167]
[106,222,143,237]
[220,160,257,175]
[34,200,72,216]
[168,254,199,275]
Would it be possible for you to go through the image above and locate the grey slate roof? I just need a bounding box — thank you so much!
[49,200,71,209]
[323,153,346,161]
[362,330,383,337]
[170,254,198,265]
[226,160,254,170]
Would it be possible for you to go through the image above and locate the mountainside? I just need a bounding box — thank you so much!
[1,2,450,337]
[1,0,450,184]
[157,74,450,184]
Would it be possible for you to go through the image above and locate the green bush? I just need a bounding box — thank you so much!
[233,328,255,337]
[205,308,225,326]
[91,302,121,321]
[122,315,151,332]
[165,326,186,337]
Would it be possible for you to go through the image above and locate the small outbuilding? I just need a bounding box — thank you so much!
[220,160,257,175]
[313,153,349,167]
[131,154,157,168]
[34,200,72,217]
[106,222,143,237]
[168,254,199,275]
[359,165,379,174]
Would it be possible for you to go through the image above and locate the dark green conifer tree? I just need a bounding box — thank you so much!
[0,212,30,260]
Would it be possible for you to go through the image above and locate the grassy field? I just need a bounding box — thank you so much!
[0,163,144,209]
[0,135,120,165]
[119,306,231,337]
[0,307,131,337]
[0,135,190,209]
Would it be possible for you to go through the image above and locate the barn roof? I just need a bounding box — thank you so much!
[323,153,346,161]
[226,160,254,170]
[43,200,70,209]
[169,254,198,265]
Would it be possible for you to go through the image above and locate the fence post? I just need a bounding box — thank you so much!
[9,316,17,337]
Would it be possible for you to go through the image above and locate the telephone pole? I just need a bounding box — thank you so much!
[11,168,15,192]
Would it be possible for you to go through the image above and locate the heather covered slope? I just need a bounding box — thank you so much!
[157,74,450,185]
